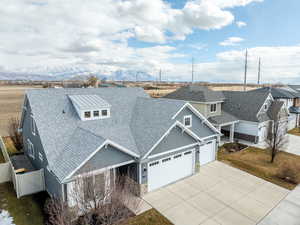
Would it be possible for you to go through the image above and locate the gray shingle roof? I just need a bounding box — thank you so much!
[163,85,225,102]
[222,91,270,122]
[25,87,218,182]
[208,111,239,125]
[248,87,295,99]
[267,101,284,120]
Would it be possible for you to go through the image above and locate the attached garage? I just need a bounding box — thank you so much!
[199,141,215,166]
[147,149,195,192]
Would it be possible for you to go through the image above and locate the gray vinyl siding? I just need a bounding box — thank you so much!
[192,102,222,118]
[45,168,63,198]
[175,107,216,138]
[22,99,63,197]
[75,145,134,175]
[149,126,197,156]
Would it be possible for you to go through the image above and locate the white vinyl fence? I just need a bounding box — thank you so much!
[0,136,45,198]
[0,136,11,183]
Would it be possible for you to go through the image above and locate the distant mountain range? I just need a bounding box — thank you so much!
[0,69,156,81]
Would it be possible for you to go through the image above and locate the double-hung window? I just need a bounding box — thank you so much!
[183,115,192,128]
[31,115,36,135]
[27,139,35,159]
[210,104,217,113]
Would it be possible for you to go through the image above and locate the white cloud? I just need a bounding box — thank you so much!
[219,37,244,46]
[236,21,247,27]
[0,0,262,78]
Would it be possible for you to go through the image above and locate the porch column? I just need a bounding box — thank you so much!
[217,126,221,143]
[230,123,235,142]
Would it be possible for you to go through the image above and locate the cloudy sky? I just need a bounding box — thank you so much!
[0,0,300,83]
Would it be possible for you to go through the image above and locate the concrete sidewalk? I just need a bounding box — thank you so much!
[258,185,300,225]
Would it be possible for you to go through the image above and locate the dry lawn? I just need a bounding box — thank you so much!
[218,146,300,190]
[0,85,41,136]
[121,209,173,225]
[288,127,300,136]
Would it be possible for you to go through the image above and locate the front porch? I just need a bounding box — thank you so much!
[216,122,238,145]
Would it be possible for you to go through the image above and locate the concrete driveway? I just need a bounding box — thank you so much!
[253,134,300,156]
[143,161,289,225]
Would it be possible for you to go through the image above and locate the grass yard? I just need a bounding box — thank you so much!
[218,146,300,190]
[0,182,47,225]
[121,209,173,225]
[288,128,300,136]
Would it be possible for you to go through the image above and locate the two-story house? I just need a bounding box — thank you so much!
[248,87,300,130]
[163,86,239,144]
[20,87,220,205]
[222,90,288,143]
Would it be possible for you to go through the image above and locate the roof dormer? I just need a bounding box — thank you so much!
[68,95,111,121]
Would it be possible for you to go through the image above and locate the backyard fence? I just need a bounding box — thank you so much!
[13,169,45,198]
[0,136,45,198]
[0,136,12,183]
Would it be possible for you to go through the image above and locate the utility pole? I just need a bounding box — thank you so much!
[243,49,248,91]
[191,57,194,83]
[159,69,162,83]
[135,72,138,83]
[257,57,261,85]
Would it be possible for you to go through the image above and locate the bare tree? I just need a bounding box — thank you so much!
[8,117,23,151]
[266,114,288,163]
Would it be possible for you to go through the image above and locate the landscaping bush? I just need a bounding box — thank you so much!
[222,142,248,153]
[277,164,299,185]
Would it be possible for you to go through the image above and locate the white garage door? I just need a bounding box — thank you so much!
[147,149,194,192]
[199,141,215,166]
[288,114,297,130]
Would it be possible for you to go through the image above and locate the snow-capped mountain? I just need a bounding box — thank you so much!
[0,68,156,81]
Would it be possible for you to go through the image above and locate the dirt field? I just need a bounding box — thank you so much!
[0,85,41,136]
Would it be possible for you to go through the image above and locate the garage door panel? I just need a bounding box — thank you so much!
[199,141,215,166]
[147,149,194,192]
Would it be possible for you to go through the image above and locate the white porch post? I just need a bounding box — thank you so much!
[217,126,221,143]
[230,123,235,142]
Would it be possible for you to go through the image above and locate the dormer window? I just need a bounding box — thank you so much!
[84,111,91,118]
[183,115,192,128]
[210,104,217,113]
[264,104,268,110]
[69,95,111,121]
[101,109,108,117]
[93,110,100,117]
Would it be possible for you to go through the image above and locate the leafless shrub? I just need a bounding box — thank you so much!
[44,168,142,225]
[8,117,23,151]
[277,164,298,184]
[44,198,73,225]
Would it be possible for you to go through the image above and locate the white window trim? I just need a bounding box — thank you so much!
[81,108,110,121]
[210,104,217,113]
[39,152,43,161]
[31,115,36,136]
[183,115,192,128]
[27,139,35,159]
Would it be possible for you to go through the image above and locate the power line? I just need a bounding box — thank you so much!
[192,57,194,83]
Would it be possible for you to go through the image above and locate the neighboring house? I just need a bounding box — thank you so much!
[280,85,300,126]
[19,88,220,207]
[248,87,300,130]
[163,86,239,144]
[222,91,288,143]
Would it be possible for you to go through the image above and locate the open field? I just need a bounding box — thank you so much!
[0,85,41,136]
[0,82,268,134]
